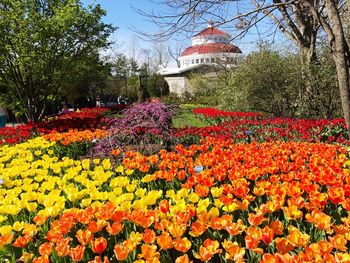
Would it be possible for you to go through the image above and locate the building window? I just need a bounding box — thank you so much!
[205,58,210,63]
[196,59,199,64]
[211,58,215,63]
[192,59,194,64]
[200,58,204,63]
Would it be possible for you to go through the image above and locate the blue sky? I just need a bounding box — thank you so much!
[81,0,165,56]
[80,0,291,59]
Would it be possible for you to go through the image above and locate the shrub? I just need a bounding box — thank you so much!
[93,100,177,156]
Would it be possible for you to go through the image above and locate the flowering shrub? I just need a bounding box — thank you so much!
[94,101,177,156]
[1,137,350,262]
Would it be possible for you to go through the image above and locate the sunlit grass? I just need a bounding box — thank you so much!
[172,104,209,128]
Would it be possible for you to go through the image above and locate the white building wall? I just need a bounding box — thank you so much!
[164,76,192,95]
[178,52,243,68]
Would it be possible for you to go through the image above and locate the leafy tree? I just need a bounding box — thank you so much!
[216,46,341,117]
[62,51,112,105]
[217,48,300,116]
[147,73,169,98]
[0,0,115,121]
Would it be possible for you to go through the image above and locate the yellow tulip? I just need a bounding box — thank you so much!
[12,221,24,232]
[0,225,12,236]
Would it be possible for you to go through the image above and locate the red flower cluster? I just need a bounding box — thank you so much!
[0,124,34,145]
[32,108,109,133]
[193,108,264,119]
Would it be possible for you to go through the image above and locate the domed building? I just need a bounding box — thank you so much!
[160,23,243,95]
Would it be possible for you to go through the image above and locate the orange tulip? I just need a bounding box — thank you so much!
[328,187,345,204]
[174,237,191,253]
[159,199,170,213]
[287,226,309,247]
[195,184,210,197]
[282,205,303,220]
[328,234,348,251]
[46,228,63,243]
[69,245,85,262]
[88,256,110,263]
[38,242,53,256]
[222,240,245,262]
[275,237,295,254]
[32,255,49,263]
[260,253,280,263]
[268,220,283,235]
[245,226,262,251]
[55,237,71,257]
[76,229,93,246]
[137,244,160,261]
[305,210,332,233]
[194,238,221,262]
[248,212,267,226]
[106,222,123,236]
[175,254,192,263]
[22,224,37,237]
[87,220,105,233]
[91,237,108,254]
[261,226,274,245]
[142,229,156,244]
[189,221,207,237]
[13,236,32,248]
[156,231,173,250]
[33,214,49,226]
[0,233,14,245]
[114,244,130,261]
[168,222,186,238]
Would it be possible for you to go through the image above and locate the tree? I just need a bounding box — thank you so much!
[136,0,350,136]
[0,0,115,121]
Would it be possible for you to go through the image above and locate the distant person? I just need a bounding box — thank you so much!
[60,105,70,115]
[96,96,101,107]
[0,107,9,128]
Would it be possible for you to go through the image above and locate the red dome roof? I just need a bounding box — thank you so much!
[193,27,229,37]
[180,43,242,57]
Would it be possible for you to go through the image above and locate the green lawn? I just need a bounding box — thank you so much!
[172,104,209,128]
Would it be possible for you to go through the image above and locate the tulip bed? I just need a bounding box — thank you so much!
[0,106,350,262]
[175,108,348,145]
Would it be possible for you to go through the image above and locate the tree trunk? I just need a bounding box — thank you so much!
[325,0,350,136]
[299,45,318,115]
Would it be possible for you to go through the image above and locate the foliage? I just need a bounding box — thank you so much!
[0,0,115,121]
[93,101,177,156]
[217,48,301,116]
[211,46,341,118]
[126,75,140,101]
[307,48,342,117]
[146,74,169,98]
[62,52,113,104]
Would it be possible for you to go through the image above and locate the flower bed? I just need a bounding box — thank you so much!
[1,136,350,262]
[0,124,34,145]
[0,108,108,146]
[35,108,109,133]
[177,108,348,145]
